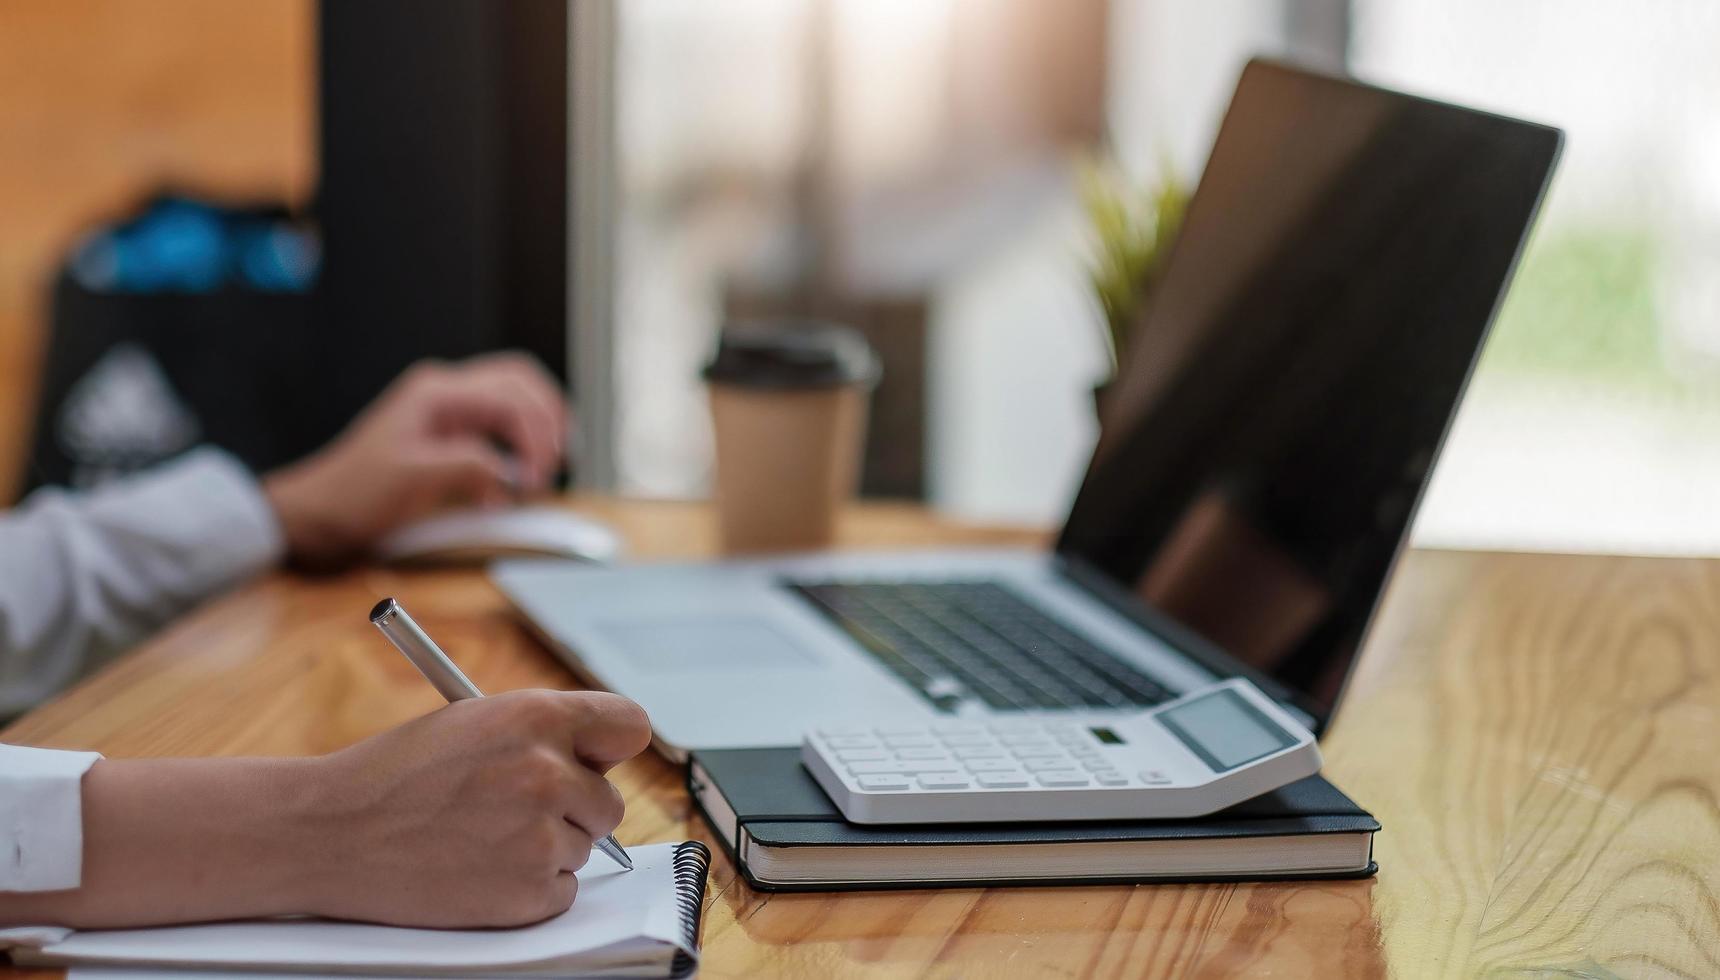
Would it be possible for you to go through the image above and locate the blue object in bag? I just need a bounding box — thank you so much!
[69,196,320,294]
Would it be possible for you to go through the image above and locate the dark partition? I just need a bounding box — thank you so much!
[313,0,569,439]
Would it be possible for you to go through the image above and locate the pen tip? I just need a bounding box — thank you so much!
[369,597,398,624]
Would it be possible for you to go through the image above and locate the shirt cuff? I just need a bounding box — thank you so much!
[0,744,103,892]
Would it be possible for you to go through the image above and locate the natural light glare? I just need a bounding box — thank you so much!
[1354,0,1720,554]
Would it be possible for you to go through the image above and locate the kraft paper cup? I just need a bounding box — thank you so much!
[703,322,879,555]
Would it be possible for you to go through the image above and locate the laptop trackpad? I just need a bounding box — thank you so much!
[597,617,819,673]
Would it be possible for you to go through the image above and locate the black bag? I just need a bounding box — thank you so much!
[23,197,321,493]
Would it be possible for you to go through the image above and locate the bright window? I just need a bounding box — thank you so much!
[1355,0,1720,553]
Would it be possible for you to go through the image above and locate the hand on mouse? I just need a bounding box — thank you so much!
[262,352,569,565]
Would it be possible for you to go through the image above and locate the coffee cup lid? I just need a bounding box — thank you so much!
[702,321,881,390]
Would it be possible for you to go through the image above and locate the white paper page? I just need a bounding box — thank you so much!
[67,965,664,980]
[45,842,689,974]
[66,967,658,980]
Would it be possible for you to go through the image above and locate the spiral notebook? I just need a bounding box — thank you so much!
[10,842,710,980]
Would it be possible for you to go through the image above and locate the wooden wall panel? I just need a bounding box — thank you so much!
[0,0,315,503]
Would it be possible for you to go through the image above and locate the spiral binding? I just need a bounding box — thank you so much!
[668,840,713,979]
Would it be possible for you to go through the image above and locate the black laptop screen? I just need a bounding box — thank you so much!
[1056,60,1560,728]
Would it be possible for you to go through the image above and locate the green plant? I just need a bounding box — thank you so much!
[1080,159,1189,375]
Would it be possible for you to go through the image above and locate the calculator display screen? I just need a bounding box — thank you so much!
[1158,689,1296,771]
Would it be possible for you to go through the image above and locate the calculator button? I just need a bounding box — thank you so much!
[895,747,952,761]
[998,732,1052,745]
[976,772,1031,788]
[962,758,1020,772]
[1006,744,1065,758]
[1140,770,1172,785]
[1092,771,1130,786]
[835,749,889,762]
[847,761,961,775]
[1023,757,1076,772]
[1078,757,1116,771]
[917,773,972,790]
[824,735,879,749]
[882,735,937,749]
[856,775,912,790]
[937,733,994,747]
[1035,772,1092,787]
[953,746,1006,759]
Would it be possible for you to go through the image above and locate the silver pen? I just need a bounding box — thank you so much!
[369,597,634,872]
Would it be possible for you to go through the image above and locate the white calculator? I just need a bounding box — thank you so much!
[801,678,1322,824]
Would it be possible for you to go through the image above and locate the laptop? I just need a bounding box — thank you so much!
[495,59,1562,757]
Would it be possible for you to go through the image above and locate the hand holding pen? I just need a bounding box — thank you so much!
[370,597,641,873]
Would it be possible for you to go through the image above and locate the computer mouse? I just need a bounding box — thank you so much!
[377,505,623,565]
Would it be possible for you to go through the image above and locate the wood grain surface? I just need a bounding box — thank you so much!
[5,498,1719,978]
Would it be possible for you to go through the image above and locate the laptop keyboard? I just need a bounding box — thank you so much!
[784,581,1172,712]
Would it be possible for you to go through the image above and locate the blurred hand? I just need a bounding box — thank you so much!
[262,352,568,564]
[302,690,652,927]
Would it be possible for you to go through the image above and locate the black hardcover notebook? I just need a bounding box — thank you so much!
[689,748,1377,891]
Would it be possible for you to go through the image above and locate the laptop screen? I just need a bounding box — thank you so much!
[1056,60,1561,730]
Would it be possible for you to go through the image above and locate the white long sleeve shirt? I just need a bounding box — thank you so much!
[1,448,282,894]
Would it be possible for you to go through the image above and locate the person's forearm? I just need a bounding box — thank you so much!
[0,450,284,717]
[0,756,335,929]
[0,691,648,932]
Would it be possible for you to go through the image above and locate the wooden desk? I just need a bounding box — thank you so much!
[5,499,1719,977]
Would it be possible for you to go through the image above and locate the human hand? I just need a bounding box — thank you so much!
[302,690,652,927]
[262,352,568,564]
[11,690,651,931]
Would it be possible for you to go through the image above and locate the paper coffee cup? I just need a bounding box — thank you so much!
[703,322,879,554]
